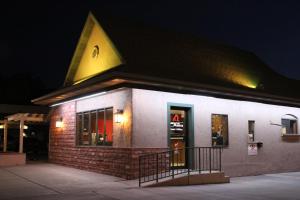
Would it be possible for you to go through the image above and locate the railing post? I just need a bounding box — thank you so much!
[156,154,159,183]
[187,148,190,185]
[219,147,222,172]
[139,156,141,187]
[198,147,201,173]
[177,150,179,174]
[172,151,174,178]
[209,148,212,173]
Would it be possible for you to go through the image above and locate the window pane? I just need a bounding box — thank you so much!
[169,108,186,167]
[281,119,290,134]
[76,114,82,145]
[105,108,113,145]
[248,121,255,142]
[212,114,228,146]
[97,110,105,145]
[170,109,186,135]
[76,108,114,146]
[291,120,297,134]
[282,118,298,134]
[81,112,90,145]
[91,111,97,145]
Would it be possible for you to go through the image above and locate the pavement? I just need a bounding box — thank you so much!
[0,162,300,200]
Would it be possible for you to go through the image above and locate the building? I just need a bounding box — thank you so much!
[33,12,300,180]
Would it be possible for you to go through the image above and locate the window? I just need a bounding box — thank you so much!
[76,108,113,146]
[248,121,255,142]
[211,114,229,147]
[281,114,298,135]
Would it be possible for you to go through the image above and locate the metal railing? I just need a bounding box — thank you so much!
[138,147,222,187]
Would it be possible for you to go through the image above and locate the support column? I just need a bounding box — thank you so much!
[19,118,24,154]
[3,119,8,152]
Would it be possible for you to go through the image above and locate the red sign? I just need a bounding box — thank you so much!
[172,114,181,122]
[170,114,184,132]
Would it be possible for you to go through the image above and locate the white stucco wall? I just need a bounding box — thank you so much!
[132,88,300,176]
[76,88,132,147]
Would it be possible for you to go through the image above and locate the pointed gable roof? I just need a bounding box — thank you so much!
[33,11,300,107]
[64,12,124,86]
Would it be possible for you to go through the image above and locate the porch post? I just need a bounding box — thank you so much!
[3,119,8,152]
[19,118,24,153]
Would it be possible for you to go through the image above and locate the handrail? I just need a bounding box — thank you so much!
[138,147,222,187]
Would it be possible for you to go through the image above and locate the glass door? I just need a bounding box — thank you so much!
[169,108,188,168]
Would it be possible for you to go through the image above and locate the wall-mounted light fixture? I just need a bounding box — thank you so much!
[55,117,63,128]
[114,109,124,123]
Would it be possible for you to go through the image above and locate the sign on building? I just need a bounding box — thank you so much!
[248,143,258,156]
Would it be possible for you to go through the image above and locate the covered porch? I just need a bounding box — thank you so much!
[0,113,47,166]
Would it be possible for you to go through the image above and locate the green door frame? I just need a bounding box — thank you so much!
[167,102,194,168]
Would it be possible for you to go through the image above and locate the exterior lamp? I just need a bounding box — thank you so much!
[1,124,28,129]
[56,118,63,128]
[114,109,124,123]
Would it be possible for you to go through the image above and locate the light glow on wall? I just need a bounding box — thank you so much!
[68,13,123,86]
[50,91,107,107]
[114,109,124,123]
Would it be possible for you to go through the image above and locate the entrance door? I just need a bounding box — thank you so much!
[169,107,190,168]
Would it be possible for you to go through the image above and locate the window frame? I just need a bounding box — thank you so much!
[211,114,229,147]
[281,114,298,135]
[76,107,114,147]
[248,120,255,142]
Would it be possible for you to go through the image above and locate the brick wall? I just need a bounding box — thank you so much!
[49,102,167,179]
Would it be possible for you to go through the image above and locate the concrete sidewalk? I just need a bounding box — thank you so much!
[0,163,300,200]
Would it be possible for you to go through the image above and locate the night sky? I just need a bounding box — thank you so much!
[1,0,300,90]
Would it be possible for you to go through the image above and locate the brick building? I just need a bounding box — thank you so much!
[33,12,300,179]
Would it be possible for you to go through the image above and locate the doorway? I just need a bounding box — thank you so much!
[167,103,194,168]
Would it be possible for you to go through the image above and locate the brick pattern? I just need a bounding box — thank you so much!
[49,102,167,179]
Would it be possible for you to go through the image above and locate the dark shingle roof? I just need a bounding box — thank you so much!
[91,11,299,99]
[33,11,300,106]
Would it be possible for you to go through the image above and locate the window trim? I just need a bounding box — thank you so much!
[76,107,114,147]
[281,114,298,135]
[211,113,229,147]
[248,120,255,142]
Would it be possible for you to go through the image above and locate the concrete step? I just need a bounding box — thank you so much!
[144,172,230,187]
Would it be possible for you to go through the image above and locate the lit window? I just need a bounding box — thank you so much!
[76,107,113,146]
[248,121,255,142]
[211,114,229,147]
[281,114,298,135]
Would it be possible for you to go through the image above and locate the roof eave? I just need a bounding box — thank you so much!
[32,72,300,108]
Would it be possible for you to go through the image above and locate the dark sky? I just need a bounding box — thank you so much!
[1,0,299,89]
